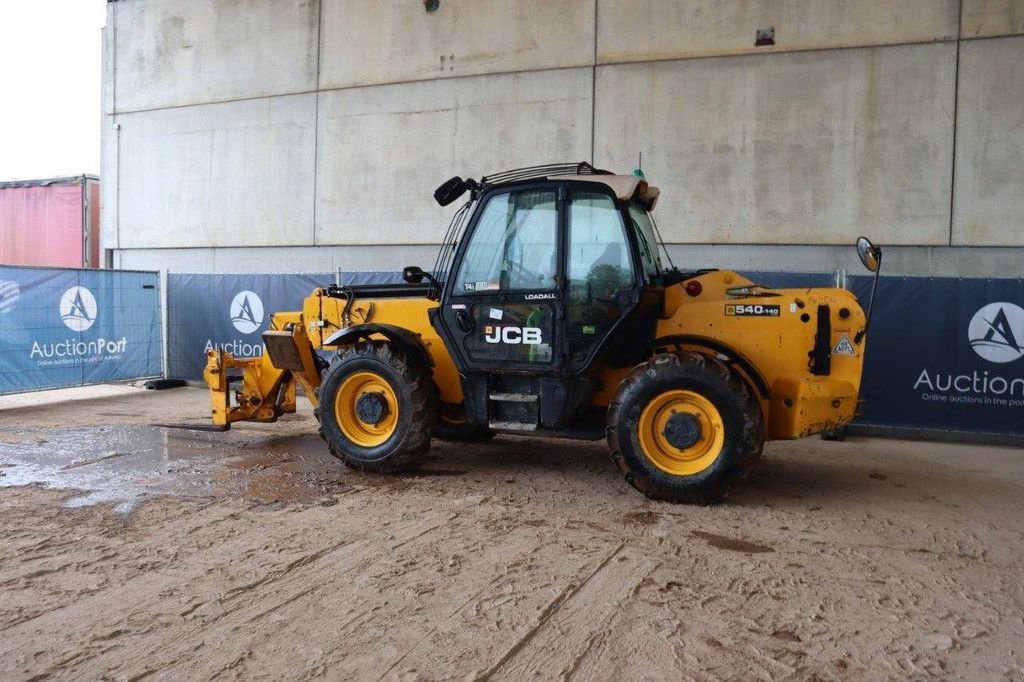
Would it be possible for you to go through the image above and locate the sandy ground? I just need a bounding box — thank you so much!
[0,387,1021,680]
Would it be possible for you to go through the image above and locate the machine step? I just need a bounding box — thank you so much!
[489,421,538,432]
[489,392,539,403]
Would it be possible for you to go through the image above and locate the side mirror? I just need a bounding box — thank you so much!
[403,266,426,284]
[434,176,468,207]
[856,236,881,273]
[854,237,883,345]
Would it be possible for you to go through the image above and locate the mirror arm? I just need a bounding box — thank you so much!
[854,248,882,345]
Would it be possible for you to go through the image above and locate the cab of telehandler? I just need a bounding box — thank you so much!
[419,164,672,436]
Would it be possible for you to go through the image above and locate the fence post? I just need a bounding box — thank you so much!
[161,269,169,379]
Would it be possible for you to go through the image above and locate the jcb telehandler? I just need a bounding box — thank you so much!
[205,162,881,503]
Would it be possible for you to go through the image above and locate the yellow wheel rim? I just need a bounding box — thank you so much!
[334,371,400,447]
[637,390,725,476]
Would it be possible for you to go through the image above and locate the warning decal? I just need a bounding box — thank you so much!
[832,334,856,356]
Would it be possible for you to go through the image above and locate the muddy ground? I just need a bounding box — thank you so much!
[0,386,1021,680]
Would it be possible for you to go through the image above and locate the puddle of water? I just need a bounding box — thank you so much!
[0,426,348,514]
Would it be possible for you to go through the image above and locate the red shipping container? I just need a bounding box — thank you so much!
[0,175,101,268]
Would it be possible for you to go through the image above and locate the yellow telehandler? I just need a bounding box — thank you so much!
[205,162,881,502]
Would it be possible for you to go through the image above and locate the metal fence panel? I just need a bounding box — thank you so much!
[849,276,1023,436]
[0,265,162,394]
[168,272,327,381]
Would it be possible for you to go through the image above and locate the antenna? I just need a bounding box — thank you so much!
[633,152,644,178]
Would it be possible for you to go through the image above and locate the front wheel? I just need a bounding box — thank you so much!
[318,341,437,471]
[607,352,764,504]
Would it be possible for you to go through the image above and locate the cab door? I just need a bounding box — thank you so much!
[437,186,563,373]
[563,188,644,372]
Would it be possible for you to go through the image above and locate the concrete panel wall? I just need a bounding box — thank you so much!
[101,0,1023,275]
[112,0,318,112]
[319,0,595,89]
[116,94,317,248]
[597,0,958,64]
[100,13,116,253]
[100,114,118,252]
[595,43,956,246]
[315,68,593,245]
[962,0,1024,37]
[953,36,1024,246]
[101,11,114,116]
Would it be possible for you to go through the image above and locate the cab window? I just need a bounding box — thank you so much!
[565,191,636,367]
[629,204,662,283]
[455,189,558,293]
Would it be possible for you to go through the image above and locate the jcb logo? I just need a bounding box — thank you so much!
[484,326,542,345]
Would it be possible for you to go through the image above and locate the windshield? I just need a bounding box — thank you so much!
[455,189,558,293]
[629,204,662,282]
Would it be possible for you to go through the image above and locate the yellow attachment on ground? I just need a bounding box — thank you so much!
[203,317,321,426]
[638,389,725,475]
[334,371,400,447]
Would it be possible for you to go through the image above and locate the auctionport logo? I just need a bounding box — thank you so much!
[913,300,1024,408]
[60,286,97,331]
[230,290,264,334]
[25,286,126,366]
[205,290,266,358]
[968,302,1024,364]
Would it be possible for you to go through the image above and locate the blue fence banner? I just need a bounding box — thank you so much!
[167,271,402,380]
[848,276,1023,436]
[0,266,162,394]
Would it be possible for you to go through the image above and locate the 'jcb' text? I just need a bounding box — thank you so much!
[484,326,542,345]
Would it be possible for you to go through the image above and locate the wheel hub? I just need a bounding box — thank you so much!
[637,389,725,476]
[355,392,389,425]
[663,412,702,450]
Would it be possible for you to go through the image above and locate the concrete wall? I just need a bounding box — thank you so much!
[595,43,956,246]
[953,35,1024,247]
[102,0,1024,276]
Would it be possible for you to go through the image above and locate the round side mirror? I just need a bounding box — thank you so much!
[403,266,425,284]
[856,237,881,273]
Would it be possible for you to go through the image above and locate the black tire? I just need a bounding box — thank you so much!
[607,351,764,504]
[433,402,496,443]
[821,425,848,442]
[317,340,438,472]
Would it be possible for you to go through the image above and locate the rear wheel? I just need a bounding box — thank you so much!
[607,352,764,504]
[318,340,437,471]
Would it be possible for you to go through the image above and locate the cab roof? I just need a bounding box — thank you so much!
[476,162,659,209]
[546,172,660,208]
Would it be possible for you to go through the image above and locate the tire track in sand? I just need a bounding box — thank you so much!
[482,542,656,679]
